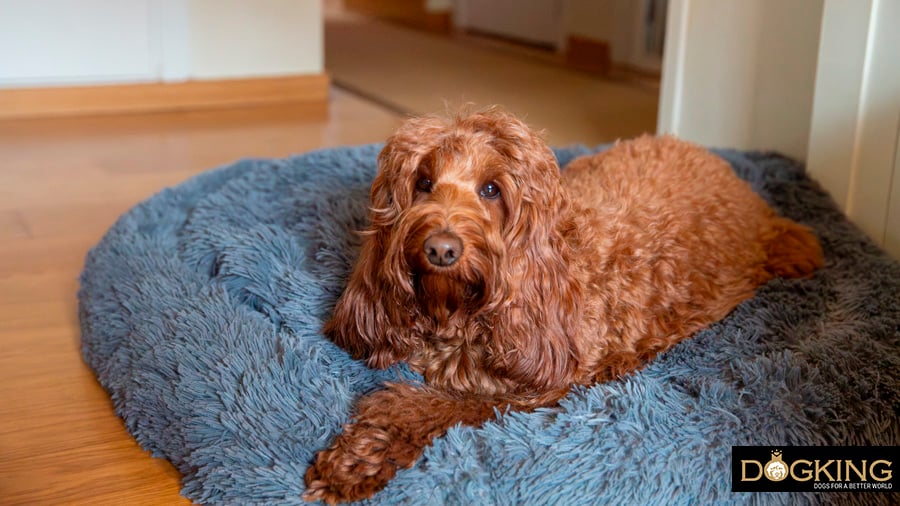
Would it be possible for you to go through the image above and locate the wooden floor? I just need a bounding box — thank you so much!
[0,11,659,504]
[325,6,658,145]
[0,91,403,505]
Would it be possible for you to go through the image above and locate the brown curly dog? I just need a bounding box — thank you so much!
[303,109,823,503]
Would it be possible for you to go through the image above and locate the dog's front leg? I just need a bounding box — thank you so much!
[302,383,501,504]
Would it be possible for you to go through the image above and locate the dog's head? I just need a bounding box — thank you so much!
[371,108,566,318]
[326,109,581,392]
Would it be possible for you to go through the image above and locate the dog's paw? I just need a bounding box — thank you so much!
[302,425,399,504]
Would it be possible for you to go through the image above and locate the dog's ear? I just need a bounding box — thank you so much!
[369,141,410,230]
[486,210,583,392]
[465,110,582,391]
[324,124,445,368]
[323,229,414,369]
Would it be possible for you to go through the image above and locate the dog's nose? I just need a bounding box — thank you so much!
[424,232,463,267]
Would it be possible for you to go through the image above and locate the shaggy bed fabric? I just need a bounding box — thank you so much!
[79,144,900,505]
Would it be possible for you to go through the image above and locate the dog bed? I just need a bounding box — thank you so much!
[80,144,900,505]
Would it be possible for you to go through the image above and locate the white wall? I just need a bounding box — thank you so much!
[188,0,322,80]
[0,0,323,88]
[425,0,453,12]
[660,0,900,258]
[564,0,625,58]
[807,0,900,256]
[751,0,823,162]
[561,0,658,72]
[805,1,875,216]
[888,125,900,257]
[0,0,159,86]
[658,0,823,161]
[454,0,565,47]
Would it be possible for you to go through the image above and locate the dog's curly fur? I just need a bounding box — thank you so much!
[303,109,823,503]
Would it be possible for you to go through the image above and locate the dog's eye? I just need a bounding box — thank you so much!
[479,182,500,199]
[416,177,433,193]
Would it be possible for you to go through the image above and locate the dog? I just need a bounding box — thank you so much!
[303,109,823,503]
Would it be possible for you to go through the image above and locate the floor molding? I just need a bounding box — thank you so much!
[564,35,612,76]
[344,0,451,33]
[0,74,330,119]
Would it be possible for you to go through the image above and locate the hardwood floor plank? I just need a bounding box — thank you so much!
[0,86,401,504]
[0,272,80,305]
[0,210,31,240]
[0,323,188,505]
[0,9,657,501]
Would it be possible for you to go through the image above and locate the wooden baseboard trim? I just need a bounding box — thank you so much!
[565,35,612,76]
[0,74,330,120]
[345,0,451,33]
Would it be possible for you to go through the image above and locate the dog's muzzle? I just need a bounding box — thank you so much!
[423,231,463,267]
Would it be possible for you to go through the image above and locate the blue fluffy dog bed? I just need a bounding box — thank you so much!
[80,144,900,505]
